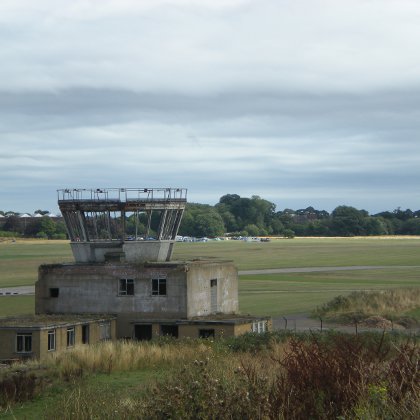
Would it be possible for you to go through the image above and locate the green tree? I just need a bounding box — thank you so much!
[39,217,57,239]
[195,211,225,237]
[330,206,368,236]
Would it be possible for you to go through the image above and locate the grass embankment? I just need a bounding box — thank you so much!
[1,334,418,419]
[313,288,420,328]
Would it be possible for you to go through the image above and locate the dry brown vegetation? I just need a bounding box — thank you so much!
[2,333,418,419]
[313,288,420,328]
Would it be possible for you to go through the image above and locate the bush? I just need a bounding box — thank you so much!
[0,371,41,408]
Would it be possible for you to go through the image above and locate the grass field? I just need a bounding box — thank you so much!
[0,240,72,288]
[239,267,420,316]
[0,237,419,317]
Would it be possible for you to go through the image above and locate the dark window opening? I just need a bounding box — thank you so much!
[134,324,152,341]
[199,329,215,339]
[152,278,166,296]
[82,324,90,344]
[49,288,59,298]
[16,334,32,353]
[48,330,55,351]
[210,279,217,287]
[67,327,75,347]
[160,325,178,338]
[119,278,134,296]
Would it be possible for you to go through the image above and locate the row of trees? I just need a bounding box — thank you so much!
[178,194,420,238]
[0,214,67,239]
[2,197,420,239]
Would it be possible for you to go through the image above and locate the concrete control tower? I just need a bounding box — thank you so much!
[57,188,187,263]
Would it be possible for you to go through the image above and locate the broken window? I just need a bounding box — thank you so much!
[48,330,56,351]
[16,333,32,353]
[67,327,75,347]
[160,325,178,338]
[134,324,152,341]
[252,321,267,333]
[100,322,111,340]
[119,278,135,296]
[199,329,215,339]
[152,277,166,296]
[49,288,59,298]
[82,324,90,344]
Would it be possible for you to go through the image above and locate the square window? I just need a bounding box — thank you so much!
[152,277,166,296]
[49,288,59,298]
[16,333,32,353]
[119,279,134,296]
[67,327,75,347]
[48,330,56,351]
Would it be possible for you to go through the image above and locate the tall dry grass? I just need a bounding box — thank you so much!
[313,288,420,325]
[49,339,218,379]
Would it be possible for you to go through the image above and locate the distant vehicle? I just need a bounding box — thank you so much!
[260,238,271,242]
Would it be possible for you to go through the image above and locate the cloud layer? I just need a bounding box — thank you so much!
[1,0,420,213]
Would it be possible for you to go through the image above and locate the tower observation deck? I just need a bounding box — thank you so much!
[57,188,187,263]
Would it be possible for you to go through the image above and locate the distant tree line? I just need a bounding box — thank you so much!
[0,210,67,239]
[178,194,420,238]
[2,197,420,239]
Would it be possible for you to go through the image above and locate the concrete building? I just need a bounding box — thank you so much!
[0,188,270,361]
[0,315,116,362]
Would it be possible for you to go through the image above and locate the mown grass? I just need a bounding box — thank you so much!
[1,238,420,318]
[0,240,72,288]
[1,237,420,288]
[239,267,420,316]
[174,237,420,269]
[0,296,34,316]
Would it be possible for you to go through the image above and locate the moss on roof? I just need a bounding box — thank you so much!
[0,314,116,328]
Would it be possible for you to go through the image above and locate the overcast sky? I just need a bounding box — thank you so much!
[1,0,420,214]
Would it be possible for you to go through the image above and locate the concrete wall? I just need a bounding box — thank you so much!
[0,329,41,361]
[0,319,116,362]
[186,262,238,317]
[178,324,235,339]
[36,263,189,319]
[70,240,174,263]
[36,260,238,320]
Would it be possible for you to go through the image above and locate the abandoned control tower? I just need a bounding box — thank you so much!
[57,187,187,263]
[0,188,270,362]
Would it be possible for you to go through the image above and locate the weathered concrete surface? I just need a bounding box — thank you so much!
[35,260,239,338]
[70,240,174,263]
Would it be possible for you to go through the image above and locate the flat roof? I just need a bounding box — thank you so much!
[130,314,270,325]
[0,314,116,329]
